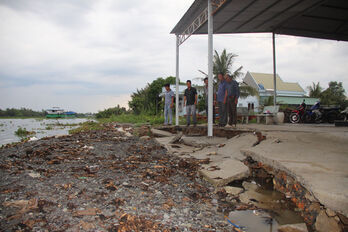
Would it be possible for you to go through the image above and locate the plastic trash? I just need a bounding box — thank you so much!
[29,137,39,141]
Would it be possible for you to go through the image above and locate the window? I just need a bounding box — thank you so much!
[258,84,265,90]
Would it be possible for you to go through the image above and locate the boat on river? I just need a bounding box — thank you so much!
[45,107,76,118]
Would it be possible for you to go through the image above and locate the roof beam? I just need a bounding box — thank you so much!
[271,0,329,32]
[254,0,303,30]
[302,14,348,23]
[334,20,348,33]
[276,26,348,40]
[177,0,228,46]
[236,0,283,31]
[215,0,258,33]
[177,7,208,45]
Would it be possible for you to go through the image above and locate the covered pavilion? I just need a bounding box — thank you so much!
[171,0,348,136]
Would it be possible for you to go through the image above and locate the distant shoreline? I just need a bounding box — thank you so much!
[0,116,90,119]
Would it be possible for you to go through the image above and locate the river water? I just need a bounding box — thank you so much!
[0,118,91,146]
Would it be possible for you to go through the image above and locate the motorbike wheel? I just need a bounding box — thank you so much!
[304,113,313,123]
[326,111,337,124]
[337,113,346,121]
[290,113,300,123]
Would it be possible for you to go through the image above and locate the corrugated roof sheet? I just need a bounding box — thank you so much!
[250,72,305,93]
[171,0,348,42]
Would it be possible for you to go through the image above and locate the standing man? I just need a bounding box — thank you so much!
[217,73,227,127]
[163,83,174,125]
[203,77,216,124]
[225,74,240,127]
[184,80,197,126]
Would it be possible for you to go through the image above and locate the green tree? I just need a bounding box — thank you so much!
[0,108,45,117]
[96,105,127,118]
[320,81,347,108]
[128,76,176,115]
[239,84,258,98]
[213,49,243,82]
[213,49,257,99]
[307,82,322,98]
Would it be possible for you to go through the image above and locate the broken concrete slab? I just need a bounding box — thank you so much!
[278,223,308,232]
[140,135,151,140]
[217,133,256,161]
[150,128,173,137]
[189,146,221,162]
[168,132,183,144]
[241,131,348,218]
[155,136,196,156]
[314,210,341,232]
[224,186,243,195]
[181,136,227,148]
[199,159,249,187]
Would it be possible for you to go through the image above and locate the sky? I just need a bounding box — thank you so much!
[0,0,347,113]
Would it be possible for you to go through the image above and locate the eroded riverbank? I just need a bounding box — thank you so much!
[1,123,347,231]
[0,125,245,231]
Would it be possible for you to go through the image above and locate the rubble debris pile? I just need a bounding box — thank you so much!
[0,125,236,231]
[158,125,249,139]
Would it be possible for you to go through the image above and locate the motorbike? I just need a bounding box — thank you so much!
[289,101,307,123]
[304,101,322,123]
[290,101,340,124]
[338,107,348,121]
[289,101,321,123]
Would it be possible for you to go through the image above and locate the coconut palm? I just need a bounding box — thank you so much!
[239,83,258,98]
[213,49,257,98]
[213,49,243,80]
[307,82,322,98]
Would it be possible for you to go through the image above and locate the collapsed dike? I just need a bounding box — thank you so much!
[243,156,347,232]
[0,124,347,231]
[156,125,348,232]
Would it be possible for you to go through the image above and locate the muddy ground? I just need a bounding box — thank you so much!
[0,126,250,231]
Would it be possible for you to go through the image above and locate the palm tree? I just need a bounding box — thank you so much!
[307,82,322,98]
[213,49,257,98]
[239,83,258,98]
[213,49,243,80]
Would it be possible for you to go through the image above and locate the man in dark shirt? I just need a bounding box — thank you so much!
[184,80,197,126]
[217,73,227,126]
[225,74,240,127]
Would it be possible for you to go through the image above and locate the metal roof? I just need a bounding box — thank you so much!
[171,0,348,42]
[276,96,319,105]
[250,72,305,93]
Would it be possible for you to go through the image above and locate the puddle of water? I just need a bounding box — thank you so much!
[227,181,305,232]
[228,210,278,232]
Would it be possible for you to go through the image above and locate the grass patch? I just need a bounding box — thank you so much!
[45,126,53,130]
[14,127,35,138]
[98,114,207,126]
[0,116,45,120]
[98,114,165,125]
[69,121,103,134]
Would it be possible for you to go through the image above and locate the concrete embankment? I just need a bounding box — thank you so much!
[155,124,348,232]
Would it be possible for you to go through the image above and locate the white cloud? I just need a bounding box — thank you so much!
[0,0,347,113]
